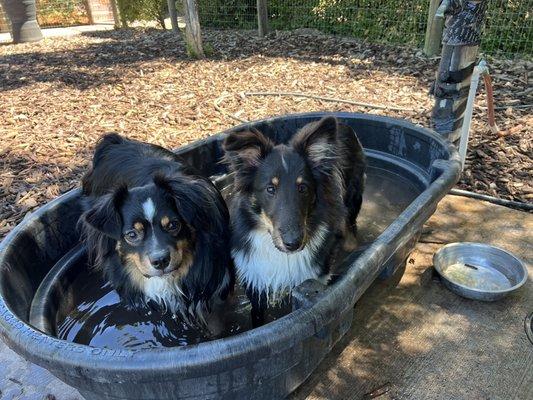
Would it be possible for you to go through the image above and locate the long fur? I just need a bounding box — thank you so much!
[223,117,366,315]
[232,223,331,303]
[80,133,234,323]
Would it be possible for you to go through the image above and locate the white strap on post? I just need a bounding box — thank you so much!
[458,59,489,171]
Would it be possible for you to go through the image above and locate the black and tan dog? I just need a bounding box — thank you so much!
[223,116,366,324]
[80,134,234,324]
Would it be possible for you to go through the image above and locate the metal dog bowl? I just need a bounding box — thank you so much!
[433,242,528,301]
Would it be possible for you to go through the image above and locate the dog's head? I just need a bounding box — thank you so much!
[223,116,340,253]
[83,175,221,280]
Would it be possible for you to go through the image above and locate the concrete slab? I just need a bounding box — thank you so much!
[0,18,185,44]
[0,339,81,400]
[0,194,531,399]
[0,24,114,44]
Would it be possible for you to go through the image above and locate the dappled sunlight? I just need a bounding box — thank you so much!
[423,196,533,262]
[395,308,471,354]
[292,194,532,399]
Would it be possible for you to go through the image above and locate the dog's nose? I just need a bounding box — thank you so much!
[283,238,302,252]
[149,253,170,270]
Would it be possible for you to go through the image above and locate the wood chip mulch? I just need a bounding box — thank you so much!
[1,28,531,240]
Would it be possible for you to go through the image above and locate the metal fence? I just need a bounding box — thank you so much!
[0,0,114,33]
[197,0,532,57]
[0,3,10,32]
[1,1,531,57]
[37,0,89,27]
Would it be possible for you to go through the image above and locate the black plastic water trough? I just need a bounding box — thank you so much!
[0,112,461,400]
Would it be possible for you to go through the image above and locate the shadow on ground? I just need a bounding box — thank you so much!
[290,196,532,400]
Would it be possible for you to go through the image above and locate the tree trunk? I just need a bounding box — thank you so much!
[423,0,444,56]
[157,11,166,30]
[116,0,128,28]
[182,0,205,59]
[110,0,122,28]
[84,0,94,25]
[257,0,269,37]
[1,0,43,43]
[167,0,179,32]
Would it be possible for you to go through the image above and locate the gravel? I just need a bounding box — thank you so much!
[1,27,531,239]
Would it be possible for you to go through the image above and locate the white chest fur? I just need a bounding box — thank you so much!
[143,275,184,312]
[233,224,330,301]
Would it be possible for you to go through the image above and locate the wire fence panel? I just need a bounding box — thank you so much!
[1,0,531,57]
[86,0,115,24]
[270,0,428,46]
[0,5,10,33]
[198,0,532,57]
[36,0,90,28]
[199,0,257,29]
[483,1,532,56]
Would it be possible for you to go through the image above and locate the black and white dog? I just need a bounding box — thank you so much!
[223,116,365,324]
[80,133,234,324]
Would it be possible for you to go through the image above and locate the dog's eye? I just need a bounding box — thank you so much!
[166,220,181,232]
[124,230,142,244]
[297,183,308,194]
[266,185,276,195]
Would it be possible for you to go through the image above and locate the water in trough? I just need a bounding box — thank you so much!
[53,166,420,349]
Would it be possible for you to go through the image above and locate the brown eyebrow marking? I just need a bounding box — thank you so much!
[161,216,170,227]
[296,176,303,184]
[133,222,144,231]
[271,177,279,186]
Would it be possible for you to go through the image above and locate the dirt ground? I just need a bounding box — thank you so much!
[0,28,531,239]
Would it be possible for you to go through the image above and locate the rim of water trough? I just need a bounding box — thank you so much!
[0,112,461,379]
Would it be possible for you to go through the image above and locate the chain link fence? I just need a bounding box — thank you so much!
[1,1,531,57]
[197,0,532,58]
[39,0,89,27]
[200,1,428,45]
[0,3,10,32]
[483,0,532,56]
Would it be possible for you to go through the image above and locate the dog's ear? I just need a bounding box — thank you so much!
[82,186,127,239]
[290,116,338,167]
[222,128,274,170]
[154,175,229,234]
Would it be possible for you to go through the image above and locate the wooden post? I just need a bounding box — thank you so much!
[110,0,122,28]
[424,0,444,56]
[167,0,178,32]
[257,0,269,37]
[84,0,94,25]
[182,0,205,58]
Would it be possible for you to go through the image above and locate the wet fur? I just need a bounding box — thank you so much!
[223,117,366,325]
[80,133,234,323]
